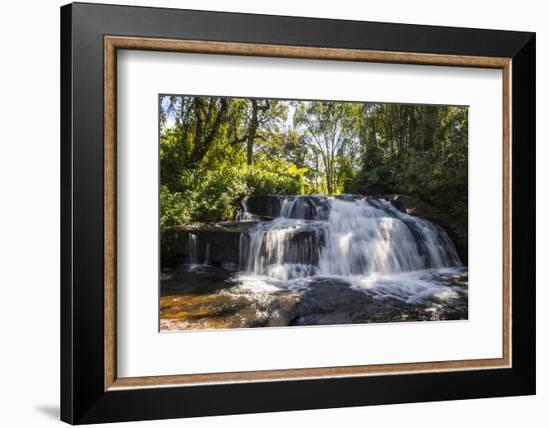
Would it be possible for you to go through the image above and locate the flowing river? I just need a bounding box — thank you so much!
[160,195,468,330]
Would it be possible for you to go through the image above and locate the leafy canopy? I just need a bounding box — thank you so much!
[160,96,468,230]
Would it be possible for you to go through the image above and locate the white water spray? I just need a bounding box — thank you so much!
[188,233,198,266]
[241,196,460,280]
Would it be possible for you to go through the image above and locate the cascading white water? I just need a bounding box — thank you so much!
[240,217,326,280]
[235,197,258,221]
[318,198,461,276]
[188,233,198,266]
[168,195,467,329]
[240,195,461,280]
[204,242,211,266]
[240,196,328,280]
[279,195,330,220]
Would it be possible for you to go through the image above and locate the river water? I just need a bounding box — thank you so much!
[160,195,468,331]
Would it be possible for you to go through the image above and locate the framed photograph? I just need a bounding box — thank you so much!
[61,2,535,424]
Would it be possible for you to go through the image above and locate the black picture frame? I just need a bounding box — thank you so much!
[61,2,535,424]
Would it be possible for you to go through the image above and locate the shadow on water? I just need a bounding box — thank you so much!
[161,265,237,297]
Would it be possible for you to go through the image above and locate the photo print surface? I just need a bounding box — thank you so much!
[159,95,468,331]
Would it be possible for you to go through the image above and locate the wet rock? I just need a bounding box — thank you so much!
[160,265,237,296]
[245,195,330,220]
[240,226,326,268]
[245,195,284,218]
[288,280,408,325]
[160,267,468,331]
[381,194,468,265]
[161,222,257,268]
[160,265,301,330]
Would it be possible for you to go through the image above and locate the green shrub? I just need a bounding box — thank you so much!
[160,185,193,228]
[160,160,310,229]
[244,160,309,196]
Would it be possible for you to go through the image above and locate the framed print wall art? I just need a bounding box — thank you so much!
[60,2,536,424]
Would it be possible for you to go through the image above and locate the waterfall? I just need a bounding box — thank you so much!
[204,242,211,266]
[240,195,460,280]
[188,233,198,266]
[168,195,467,329]
[240,217,326,280]
[279,195,330,220]
[235,197,258,221]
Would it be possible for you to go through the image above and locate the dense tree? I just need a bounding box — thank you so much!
[294,101,361,194]
[160,95,468,229]
[350,103,468,225]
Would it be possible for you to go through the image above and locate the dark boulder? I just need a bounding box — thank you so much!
[245,195,283,218]
[246,195,330,220]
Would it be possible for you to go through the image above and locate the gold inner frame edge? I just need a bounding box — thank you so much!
[104,36,512,391]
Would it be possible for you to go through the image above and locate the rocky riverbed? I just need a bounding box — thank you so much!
[160,264,468,331]
[160,194,468,331]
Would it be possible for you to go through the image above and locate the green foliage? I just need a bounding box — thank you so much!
[244,160,309,196]
[160,95,468,230]
[293,101,362,195]
[160,185,192,228]
[186,167,241,223]
[161,166,244,227]
[160,160,309,228]
[349,105,468,227]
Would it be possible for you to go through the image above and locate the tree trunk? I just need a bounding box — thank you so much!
[421,106,439,150]
[189,98,229,168]
[246,100,259,166]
